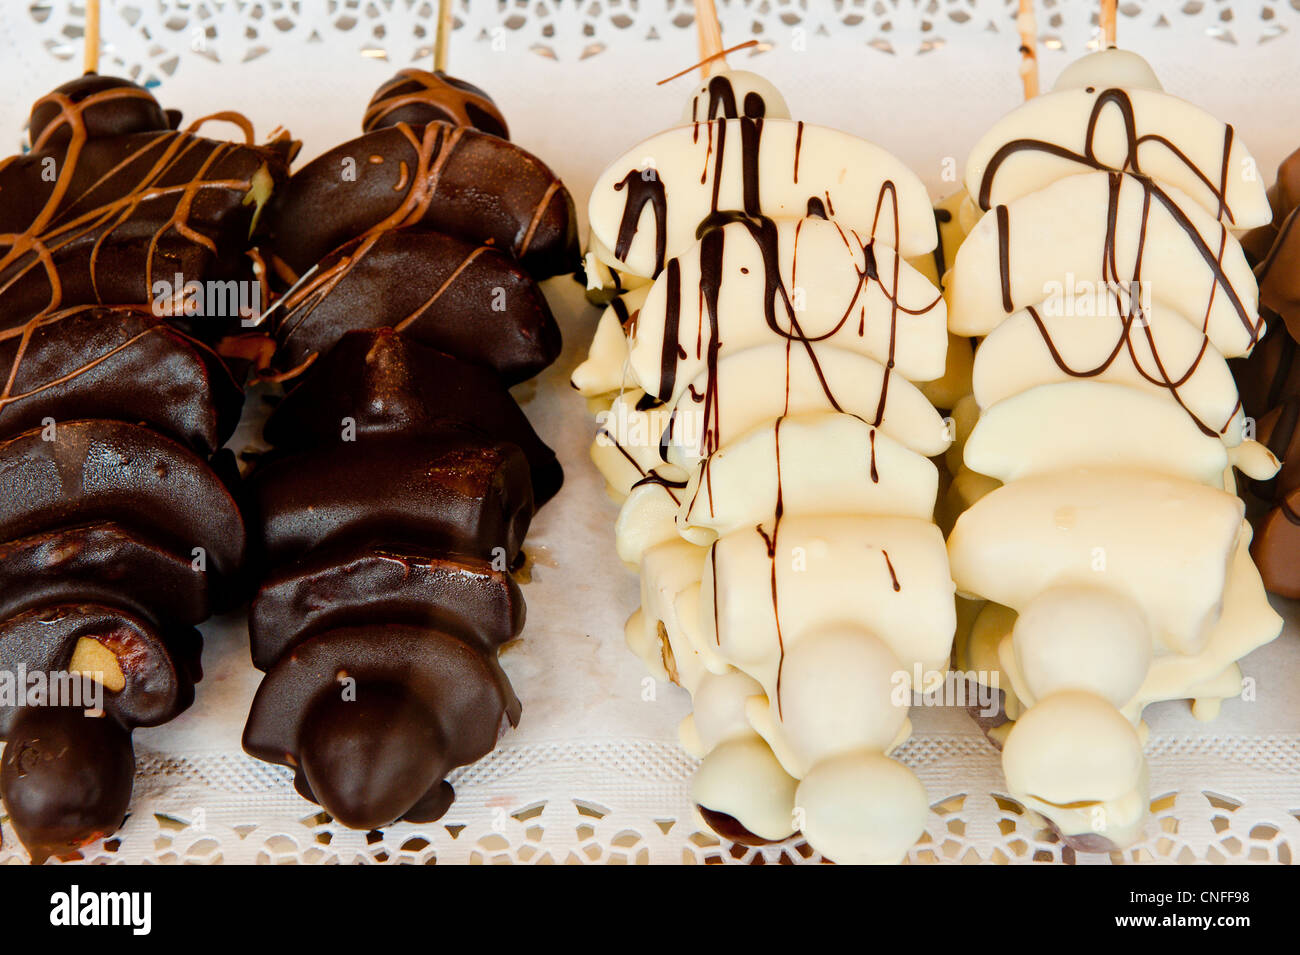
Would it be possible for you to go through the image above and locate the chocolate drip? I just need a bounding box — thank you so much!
[614,170,668,277]
[980,90,1261,348]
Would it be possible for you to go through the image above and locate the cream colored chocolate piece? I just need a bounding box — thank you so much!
[677,413,938,545]
[947,171,1262,356]
[795,752,931,865]
[965,85,1269,230]
[590,388,687,499]
[702,515,955,690]
[964,381,1230,486]
[1001,690,1149,847]
[681,70,791,123]
[614,481,684,567]
[627,217,947,400]
[1053,49,1163,92]
[949,468,1244,655]
[588,119,938,277]
[662,343,950,470]
[583,234,652,300]
[571,287,649,397]
[971,298,1247,445]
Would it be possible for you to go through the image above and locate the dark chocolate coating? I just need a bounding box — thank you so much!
[363,69,509,140]
[0,604,199,735]
[298,686,448,830]
[264,122,577,279]
[0,306,243,455]
[243,625,520,826]
[0,522,210,628]
[0,706,134,865]
[270,229,561,384]
[27,75,170,152]
[248,544,524,671]
[248,433,533,568]
[266,328,562,502]
[0,419,246,578]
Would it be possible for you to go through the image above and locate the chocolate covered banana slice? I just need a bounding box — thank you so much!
[0,77,293,323]
[0,306,242,455]
[0,523,210,628]
[270,229,561,383]
[662,342,950,469]
[249,435,533,567]
[626,217,946,401]
[972,298,1246,445]
[265,122,577,278]
[963,381,1230,486]
[677,413,938,545]
[0,419,245,578]
[265,328,562,504]
[965,50,1270,230]
[249,545,524,671]
[0,604,200,735]
[947,171,1261,354]
[948,468,1246,656]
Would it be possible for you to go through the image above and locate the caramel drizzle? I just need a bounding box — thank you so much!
[362,69,508,136]
[0,304,240,415]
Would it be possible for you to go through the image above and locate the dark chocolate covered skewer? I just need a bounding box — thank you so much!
[240,45,571,828]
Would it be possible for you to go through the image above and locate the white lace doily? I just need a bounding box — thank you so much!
[1,0,1299,865]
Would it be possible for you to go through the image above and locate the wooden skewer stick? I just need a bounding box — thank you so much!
[1016,0,1039,100]
[1100,0,1118,48]
[695,0,726,78]
[84,0,101,74]
[434,0,453,73]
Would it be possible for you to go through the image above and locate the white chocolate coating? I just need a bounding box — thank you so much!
[965,86,1269,230]
[972,298,1247,445]
[570,286,649,397]
[588,119,938,277]
[795,753,930,865]
[677,413,938,545]
[1052,49,1163,92]
[662,342,951,469]
[949,468,1244,654]
[963,380,1230,486]
[947,172,1261,356]
[627,217,947,399]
